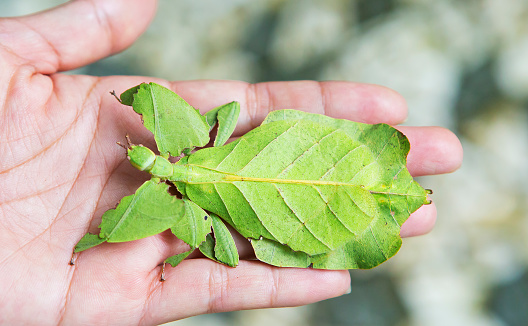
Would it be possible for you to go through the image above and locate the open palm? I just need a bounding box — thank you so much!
[0,1,463,325]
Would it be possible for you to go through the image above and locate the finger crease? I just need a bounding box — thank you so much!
[207,264,229,314]
[85,0,115,54]
[317,81,327,116]
[57,256,77,326]
[270,268,280,307]
[245,83,258,130]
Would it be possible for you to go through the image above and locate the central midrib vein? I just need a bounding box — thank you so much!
[184,164,423,197]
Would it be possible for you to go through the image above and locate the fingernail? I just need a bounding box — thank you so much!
[343,284,352,295]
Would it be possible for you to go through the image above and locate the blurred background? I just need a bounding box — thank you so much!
[2,0,528,325]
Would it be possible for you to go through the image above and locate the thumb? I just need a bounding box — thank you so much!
[0,0,157,74]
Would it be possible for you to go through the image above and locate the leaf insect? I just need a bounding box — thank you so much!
[74,82,432,274]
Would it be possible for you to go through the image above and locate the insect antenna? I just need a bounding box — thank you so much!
[116,141,128,150]
[125,134,134,147]
[116,134,134,150]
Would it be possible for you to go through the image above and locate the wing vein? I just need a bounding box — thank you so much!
[319,145,365,181]
[273,184,331,251]
[311,185,356,236]
[229,182,277,240]
[276,129,338,178]
[369,226,388,260]
[235,122,299,174]
[215,137,246,169]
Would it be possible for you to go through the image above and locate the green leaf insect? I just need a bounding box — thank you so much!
[75,82,431,272]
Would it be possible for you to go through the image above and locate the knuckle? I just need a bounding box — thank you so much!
[245,82,272,128]
[206,263,230,314]
[268,268,281,307]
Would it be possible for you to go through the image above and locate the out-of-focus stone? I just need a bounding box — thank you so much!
[488,270,528,326]
[0,0,66,17]
[311,270,408,326]
[268,0,349,73]
[496,38,528,101]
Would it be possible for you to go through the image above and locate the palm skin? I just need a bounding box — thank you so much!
[0,1,463,325]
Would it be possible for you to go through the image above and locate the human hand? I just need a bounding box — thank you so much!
[0,0,463,324]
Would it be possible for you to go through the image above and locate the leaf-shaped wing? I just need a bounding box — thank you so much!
[263,110,425,211]
[246,110,428,268]
[98,179,185,242]
[311,201,403,269]
[251,204,403,270]
[250,179,417,269]
[123,82,210,156]
[182,120,387,256]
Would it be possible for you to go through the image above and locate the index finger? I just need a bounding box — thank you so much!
[169,80,409,135]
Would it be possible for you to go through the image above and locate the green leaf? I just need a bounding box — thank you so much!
[126,82,210,156]
[98,179,185,242]
[165,248,194,267]
[175,112,427,269]
[204,101,240,147]
[170,197,212,248]
[257,110,426,268]
[74,233,106,253]
[210,213,239,267]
